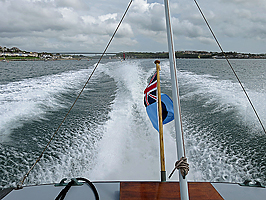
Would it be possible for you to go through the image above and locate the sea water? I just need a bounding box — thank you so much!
[0,59,265,188]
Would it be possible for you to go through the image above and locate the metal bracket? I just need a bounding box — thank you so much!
[239,180,265,188]
[54,178,84,187]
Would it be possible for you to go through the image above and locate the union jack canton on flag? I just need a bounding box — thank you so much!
[144,72,157,107]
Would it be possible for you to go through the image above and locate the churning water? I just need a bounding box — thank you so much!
[0,59,265,188]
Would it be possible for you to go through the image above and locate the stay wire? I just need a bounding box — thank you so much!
[17,0,133,188]
[193,0,266,134]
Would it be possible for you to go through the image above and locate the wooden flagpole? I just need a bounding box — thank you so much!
[155,60,166,182]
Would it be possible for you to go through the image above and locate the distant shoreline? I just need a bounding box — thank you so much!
[2,58,266,62]
[1,50,266,61]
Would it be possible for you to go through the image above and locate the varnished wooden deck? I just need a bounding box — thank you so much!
[120,182,224,200]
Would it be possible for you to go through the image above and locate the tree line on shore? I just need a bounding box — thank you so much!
[1,46,266,60]
[118,51,266,59]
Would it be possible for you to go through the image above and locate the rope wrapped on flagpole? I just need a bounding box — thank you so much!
[169,157,189,179]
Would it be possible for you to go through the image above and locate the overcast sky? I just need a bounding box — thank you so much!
[0,0,266,53]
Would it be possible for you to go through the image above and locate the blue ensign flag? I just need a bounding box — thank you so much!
[144,72,174,131]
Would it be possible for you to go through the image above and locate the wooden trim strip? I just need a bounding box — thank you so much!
[120,182,223,200]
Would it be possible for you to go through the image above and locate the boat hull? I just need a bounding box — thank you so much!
[1,181,265,200]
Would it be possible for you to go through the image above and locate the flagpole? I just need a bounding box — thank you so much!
[155,60,166,182]
[163,0,189,199]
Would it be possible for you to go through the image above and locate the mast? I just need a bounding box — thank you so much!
[163,0,189,199]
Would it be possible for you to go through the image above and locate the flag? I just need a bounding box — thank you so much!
[144,72,157,107]
[144,72,174,131]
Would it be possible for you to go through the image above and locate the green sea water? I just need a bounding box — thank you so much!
[0,59,265,188]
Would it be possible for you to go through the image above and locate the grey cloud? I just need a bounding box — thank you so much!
[0,0,266,53]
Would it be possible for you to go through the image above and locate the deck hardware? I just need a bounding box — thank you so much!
[54,178,83,187]
[239,180,265,188]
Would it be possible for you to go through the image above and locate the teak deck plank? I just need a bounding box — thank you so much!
[120,182,223,200]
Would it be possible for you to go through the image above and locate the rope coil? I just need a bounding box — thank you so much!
[55,178,99,200]
[169,157,189,179]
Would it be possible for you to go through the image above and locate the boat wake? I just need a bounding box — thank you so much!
[0,59,265,188]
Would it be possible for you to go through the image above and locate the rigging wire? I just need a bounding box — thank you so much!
[193,0,266,135]
[17,0,134,188]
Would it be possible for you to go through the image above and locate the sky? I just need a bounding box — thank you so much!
[0,0,266,53]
